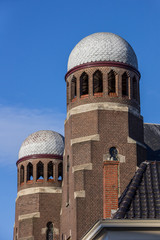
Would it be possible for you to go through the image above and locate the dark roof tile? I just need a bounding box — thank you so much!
[114,161,160,219]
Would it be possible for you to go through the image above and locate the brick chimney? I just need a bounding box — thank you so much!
[103,160,119,218]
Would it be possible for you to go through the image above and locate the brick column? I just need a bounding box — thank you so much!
[103,160,119,218]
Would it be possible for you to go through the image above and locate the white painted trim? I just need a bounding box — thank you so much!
[71,134,99,145]
[74,190,85,199]
[72,163,93,173]
[19,237,34,240]
[16,187,62,200]
[66,102,140,121]
[60,208,62,215]
[127,137,146,149]
[18,212,40,221]
[82,219,160,240]
[41,227,47,234]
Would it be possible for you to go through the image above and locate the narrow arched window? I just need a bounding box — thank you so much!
[132,77,137,100]
[27,163,33,181]
[109,147,118,161]
[71,76,77,100]
[93,70,103,94]
[37,161,44,180]
[108,70,116,95]
[122,72,128,96]
[46,222,53,240]
[67,156,69,205]
[15,228,18,240]
[17,169,19,186]
[58,162,63,181]
[80,72,88,96]
[48,161,54,180]
[20,165,24,184]
[67,81,69,105]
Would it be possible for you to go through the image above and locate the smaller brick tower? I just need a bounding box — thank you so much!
[14,130,64,240]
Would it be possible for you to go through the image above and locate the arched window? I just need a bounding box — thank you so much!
[20,165,24,184]
[17,169,19,186]
[93,70,103,94]
[67,81,69,105]
[71,76,77,100]
[80,72,88,96]
[46,222,53,240]
[108,70,116,95]
[27,163,33,181]
[37,161,44,180]
[67,156,69,205]
[58,162,63,181]
[48,161,54,180]
[132,77,137,100]
[15,228,18,240]
[122,72,128,96]
[109,147,118,161]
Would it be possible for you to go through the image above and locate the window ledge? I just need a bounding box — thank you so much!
[94,92,103,97]
[47,179,55,182]
[71,97,77,102]
[109,92,118,97]
[27,180,33,184]
[36,179,44,183]
[80,94,89,99]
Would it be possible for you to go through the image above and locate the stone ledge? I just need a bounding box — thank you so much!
[66,102,141,121]
[16,187,62,200]
[127,137,146,149]
[72,163,93,173]
[71,134,99,145]
[74,190,85,199]
[18,212,40,221]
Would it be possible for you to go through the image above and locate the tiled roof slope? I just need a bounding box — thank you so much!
[144,123,160,161]
[114,161,160,219]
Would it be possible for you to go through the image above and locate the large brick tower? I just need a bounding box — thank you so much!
[14,130,64,240]
[61,33,146,239]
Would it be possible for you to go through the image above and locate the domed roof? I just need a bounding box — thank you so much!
[19,130,64,160]
[68,32,138,71]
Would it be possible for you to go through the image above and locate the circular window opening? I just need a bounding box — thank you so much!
[109,147,118,161]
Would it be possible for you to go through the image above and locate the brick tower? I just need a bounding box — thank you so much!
[60,33,146,239]
[14,130,64,240]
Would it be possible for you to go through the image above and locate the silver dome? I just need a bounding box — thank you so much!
[68,32,138,71]
[19,130,64,159]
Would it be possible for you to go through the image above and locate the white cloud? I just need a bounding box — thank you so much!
[0,105,65,165]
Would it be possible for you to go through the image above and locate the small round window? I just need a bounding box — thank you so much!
[109,147,118,161]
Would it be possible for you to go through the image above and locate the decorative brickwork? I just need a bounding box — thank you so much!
[103,161,119,218]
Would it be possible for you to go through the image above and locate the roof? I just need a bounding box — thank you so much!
[114,161,160,219]
[144,123,160,161]
[19,130,64,160]
[68,32,138,71]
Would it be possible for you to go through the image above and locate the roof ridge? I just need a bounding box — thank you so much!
[144,123,160,126]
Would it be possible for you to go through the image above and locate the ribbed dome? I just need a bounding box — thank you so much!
[68,32,138,71]
[19,130,64,160]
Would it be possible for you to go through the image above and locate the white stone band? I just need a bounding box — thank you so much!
[18,212,40,221]
[127,137,146,149]
[71,134,99,145]
[72,163,93,173]
[66,102,140,121]
[16,187,62,200]
[74,190,85,199]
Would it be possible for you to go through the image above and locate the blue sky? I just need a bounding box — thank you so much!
[0,0,160,239]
